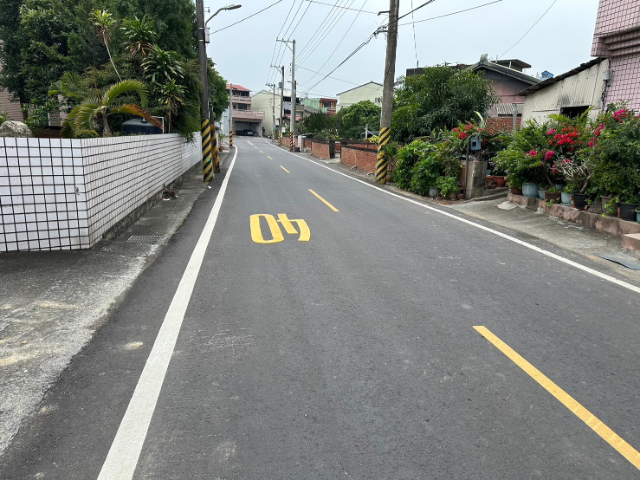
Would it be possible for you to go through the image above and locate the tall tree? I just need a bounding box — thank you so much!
[90,10,122,81]
[392,65,498,142]
[338,100,381,140]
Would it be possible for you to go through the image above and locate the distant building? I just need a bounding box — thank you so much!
[304,97,337,115]
[592,0,640,110]
[336,82,383,111]
[221,84,265,136]
[251,89,307,137]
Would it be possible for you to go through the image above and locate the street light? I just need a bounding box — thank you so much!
[205,4,241,26]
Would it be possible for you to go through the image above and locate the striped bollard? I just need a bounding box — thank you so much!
[229,129,233,149]
[376,126,391,184]
[290,132,294,152]
[212,128,220,173]
[202,119,213,182]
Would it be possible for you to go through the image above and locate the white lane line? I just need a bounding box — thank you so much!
[97,147,240,480]
[263,141,640,295]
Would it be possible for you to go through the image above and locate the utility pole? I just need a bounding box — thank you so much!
[272,64,285,145]
[376,0,399,184]
[196,0,213,182]
[266,83,276,138]
[277,38,296,151]
[229,83,233,148]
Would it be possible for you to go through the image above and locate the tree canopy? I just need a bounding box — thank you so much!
[392,65,498,142]
[337,100,380,140]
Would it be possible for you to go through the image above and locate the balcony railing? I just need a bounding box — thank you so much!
[232,109,265,120]
[232,95,251,104]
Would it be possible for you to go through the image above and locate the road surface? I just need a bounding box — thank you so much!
[2,136,640,479]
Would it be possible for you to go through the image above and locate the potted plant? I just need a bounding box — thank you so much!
[544,186,561,202]
[602,195,619,217]
[436,176,459,200]
[620,196,640,221]
[561,184,574,206]
[538,184,548,200]
[428,186,441,198]
[636,208,640,224]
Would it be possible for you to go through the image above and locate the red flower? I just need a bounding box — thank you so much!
[545,151,554,161]
[529,150,537,156]
[552,165,558,174]
[459,132,469,139]
[547,129,555,135]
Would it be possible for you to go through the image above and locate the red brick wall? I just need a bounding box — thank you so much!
[335,141,341,152]
[486,117,521,131]
[341,146,378,173]
[304,138,313,148]
[311,141,331,159]
[343,141,377,151]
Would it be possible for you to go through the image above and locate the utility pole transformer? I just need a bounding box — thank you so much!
[196,0,213,182]
[376,0,399,184]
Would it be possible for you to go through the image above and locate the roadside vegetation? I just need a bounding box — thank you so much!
[0,0,228,138]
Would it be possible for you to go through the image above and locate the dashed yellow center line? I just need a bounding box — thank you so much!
[280,166,290,173]
[260,150,264,153]
[474,326,640,471]
[248,141,254,146]
[267,156,273,160]
[308,189,339,212]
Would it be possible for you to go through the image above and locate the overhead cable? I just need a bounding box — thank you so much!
[211,0,284,34]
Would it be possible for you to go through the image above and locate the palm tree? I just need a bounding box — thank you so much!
[142,45,184,87]
[90,10,122,82]
[64,80,161,137]
[121,15,157,57]
[160,80,185,133]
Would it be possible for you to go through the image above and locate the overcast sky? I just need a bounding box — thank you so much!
[206,0,600,99]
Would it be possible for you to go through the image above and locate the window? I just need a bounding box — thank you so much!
[560,106,589,119]
[374,97,382,104]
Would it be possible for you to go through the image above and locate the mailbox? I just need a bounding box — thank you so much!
[470,136,482,151]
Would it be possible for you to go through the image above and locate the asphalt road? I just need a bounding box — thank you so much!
[2,136,640,479]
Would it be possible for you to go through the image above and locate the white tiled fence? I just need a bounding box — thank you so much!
[0,134,201,252]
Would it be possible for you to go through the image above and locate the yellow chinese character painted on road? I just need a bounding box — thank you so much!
[250,214,310,244]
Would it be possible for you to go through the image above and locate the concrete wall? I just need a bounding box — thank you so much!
[0,134,200,252]
[521,59,610,124]
[340,145,378,173]
[337,83,383,111]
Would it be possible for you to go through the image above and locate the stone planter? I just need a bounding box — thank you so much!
[522,182,538,198]
[560,191,572,206]
[538,187,547,200]
[544,191,561,202]
[428,187,441,198]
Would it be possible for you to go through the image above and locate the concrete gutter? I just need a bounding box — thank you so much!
[0,150,229,457]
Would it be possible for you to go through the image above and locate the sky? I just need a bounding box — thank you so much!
[205,0,601,99]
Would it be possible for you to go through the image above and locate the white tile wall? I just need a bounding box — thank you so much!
[0,134,201,252]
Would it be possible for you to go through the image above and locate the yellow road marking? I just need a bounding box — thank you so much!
[250,214,284,244]
[260,150,264,153]
[308,189,339,212]
[278,214,310,241]
[280,166,290,173]
[267,156,273,160]
[248,141,254,146]
[474,326,640,471]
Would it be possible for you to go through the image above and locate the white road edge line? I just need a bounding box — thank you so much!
[264,140,640,295]
[97,146,239,480]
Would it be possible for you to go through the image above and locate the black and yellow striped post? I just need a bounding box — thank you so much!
[229,128,233,149]
[376,127,391,184]
[212,127,220,173]
[278,130,282,146]
[290,132,294,151]
[202,118,213,182]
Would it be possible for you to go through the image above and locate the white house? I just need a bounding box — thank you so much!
[336,82,383,111]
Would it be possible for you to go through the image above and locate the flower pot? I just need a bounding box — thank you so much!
[636,210,640,223]
[494,176,506,187]
[522,182,538,198]
[545,191,561,202]
[510,186,523,195]
[560,192,572,206]
[620,202,639,221]
[538,187,547,200]
[555,184,564,191]
[486,170,492,176]
[573,193,588,210]
[601,195,619,217]
[428,186,441,198]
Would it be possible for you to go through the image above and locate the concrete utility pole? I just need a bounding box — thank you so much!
[272,64,285,144]
[376,0,399,184]
[277,39,296,151]
[229,83,233,148]
[266,83,276,138]
[196,0,213,181]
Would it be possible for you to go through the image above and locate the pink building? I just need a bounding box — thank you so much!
[592,0,640,109]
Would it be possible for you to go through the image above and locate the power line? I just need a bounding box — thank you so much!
[289,1,312,36]
[398,0,502,26]
[500,0,557,58]
[298,0,355,65]
[211,0,284,34]
[300,0,366,79]
[298,66,360,85]
[297,0,345,59]
[304,0,377,14]
[267,0,298,84]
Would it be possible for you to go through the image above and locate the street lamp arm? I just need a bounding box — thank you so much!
[205,4,241,26]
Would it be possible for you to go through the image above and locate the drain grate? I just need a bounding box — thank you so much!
[127,235,162,245]
[596,254,640,270]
